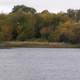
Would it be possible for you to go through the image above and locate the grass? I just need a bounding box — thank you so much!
[0,41,79,48]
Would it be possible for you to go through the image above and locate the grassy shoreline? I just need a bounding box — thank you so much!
[0,41,80,48]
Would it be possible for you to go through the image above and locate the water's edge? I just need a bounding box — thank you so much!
[0,41,80,48]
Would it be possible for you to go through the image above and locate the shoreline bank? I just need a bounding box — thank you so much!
[0,41,80,48]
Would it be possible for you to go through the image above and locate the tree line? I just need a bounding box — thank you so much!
[0,5,80,44]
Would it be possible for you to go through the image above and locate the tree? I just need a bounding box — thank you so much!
[37,10,53,39]
[12,5,36,14]
[9,10,36,40]
[75,10,80,22]
[53,21,80,43]
[67,9,76,20]
[0,14,14,41]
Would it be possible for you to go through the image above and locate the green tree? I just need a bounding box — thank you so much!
[9,11,36,40]
[12,5,36,14]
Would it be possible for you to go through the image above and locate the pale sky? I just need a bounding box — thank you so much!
[0,0,80,13]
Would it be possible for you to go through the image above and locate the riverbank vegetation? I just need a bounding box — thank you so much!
[0,5,80,47]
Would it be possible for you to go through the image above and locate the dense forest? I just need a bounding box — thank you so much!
[0,5,80,44]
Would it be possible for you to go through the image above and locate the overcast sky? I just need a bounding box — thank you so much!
[0,0,80,13]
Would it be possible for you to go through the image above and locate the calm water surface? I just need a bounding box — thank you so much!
[0,48,80,80]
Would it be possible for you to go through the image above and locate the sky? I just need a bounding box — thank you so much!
[0,0,80,13]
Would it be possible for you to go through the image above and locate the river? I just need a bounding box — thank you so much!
[0,48,80,80]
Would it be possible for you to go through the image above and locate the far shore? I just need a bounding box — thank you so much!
[0,41,80,48]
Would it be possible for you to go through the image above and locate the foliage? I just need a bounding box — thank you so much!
[54,21,80,43]
[0,5,80,44]
[12,5,36,14]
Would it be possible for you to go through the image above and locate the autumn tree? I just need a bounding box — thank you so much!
[53,21,80,43]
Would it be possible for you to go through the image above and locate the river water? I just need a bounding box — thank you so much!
[0,48,80,80]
